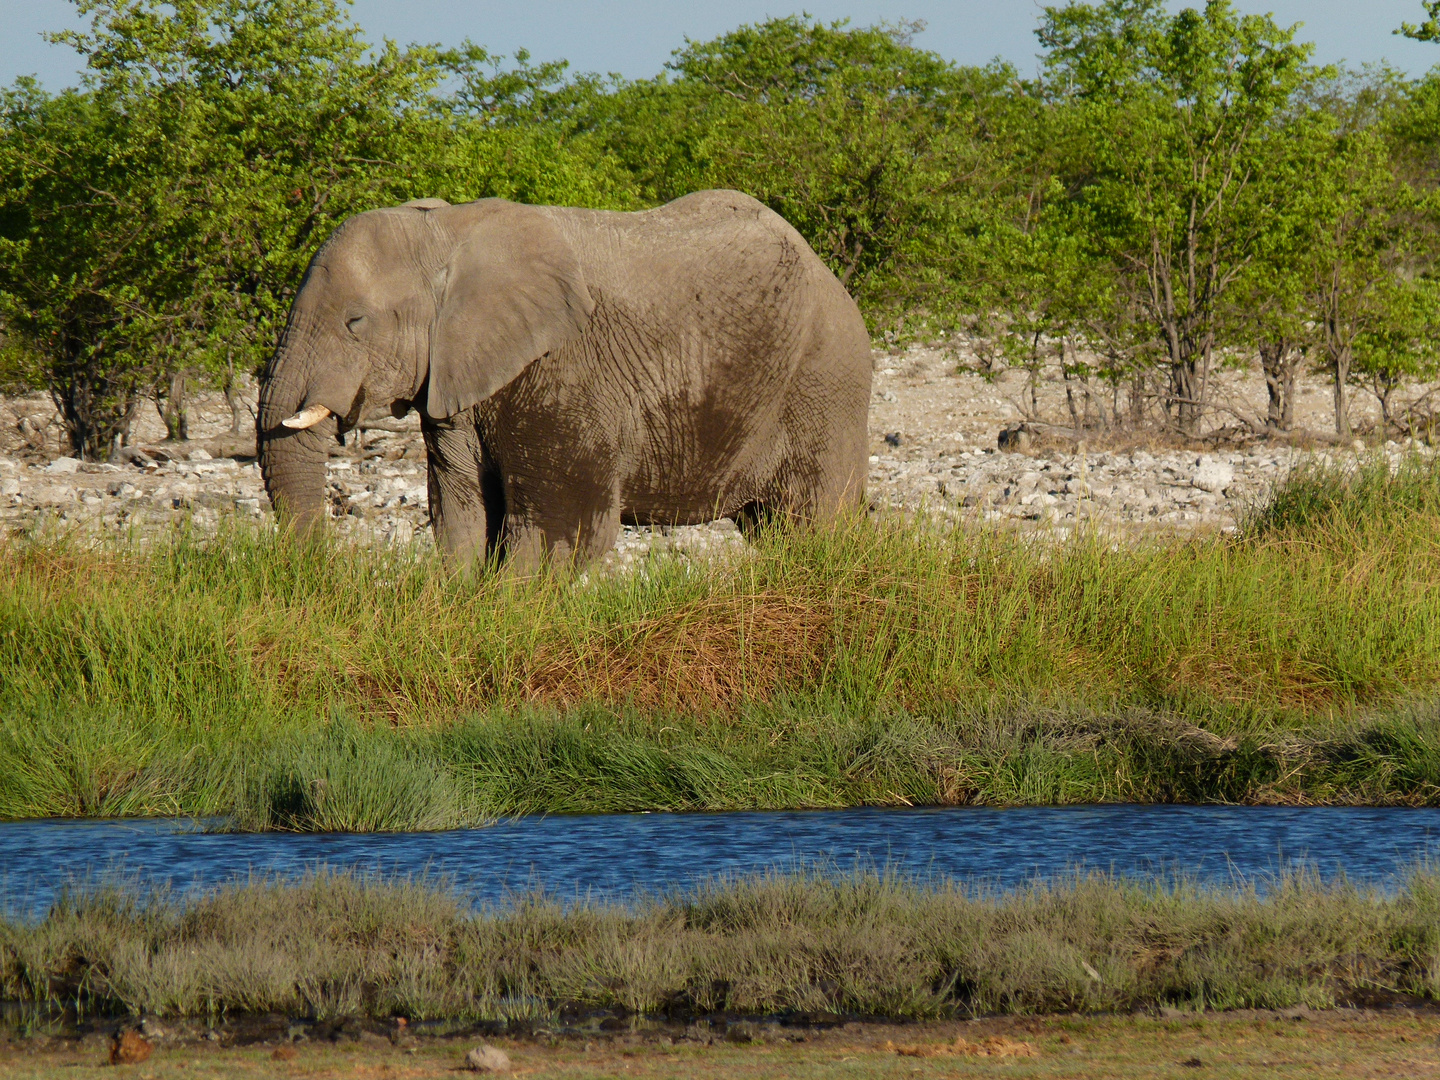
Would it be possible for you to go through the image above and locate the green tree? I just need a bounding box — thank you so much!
[1038,0,1313,434]
[624,16,1019,332]
[0,77,189,455]
[0,0,462,457]
[1292,79,1435,437]
[1397,2,1440,43]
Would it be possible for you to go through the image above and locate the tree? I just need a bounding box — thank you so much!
[0,0,457,458]
[1397,2,1440,43]
[1038,0,1313,434]
[624,16,1018,331]
[1291,82,1434,437]
[0,77,189,456]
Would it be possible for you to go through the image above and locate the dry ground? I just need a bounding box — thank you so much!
[3,345,1435,560]
[4,1010,1438,1079]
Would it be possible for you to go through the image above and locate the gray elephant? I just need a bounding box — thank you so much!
[257,189,872,569]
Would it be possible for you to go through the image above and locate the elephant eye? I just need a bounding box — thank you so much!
[345,315,366,336]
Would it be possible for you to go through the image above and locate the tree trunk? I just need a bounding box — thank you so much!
[1333,345,1352,437]
[1259,339,1301,432]
[161,368,190,442]
[1169,345,1209,435]
[1129,372,1147,427]
[52,359,140,461]
[223,354,246,435]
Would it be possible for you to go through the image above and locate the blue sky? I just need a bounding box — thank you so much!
[5,1,1440,90]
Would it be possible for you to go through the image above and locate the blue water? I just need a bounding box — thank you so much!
[3,805,1440,918]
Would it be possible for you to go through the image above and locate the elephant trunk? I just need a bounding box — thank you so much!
[257,353,334,532]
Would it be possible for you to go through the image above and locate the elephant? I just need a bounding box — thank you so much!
[257,189,872,570]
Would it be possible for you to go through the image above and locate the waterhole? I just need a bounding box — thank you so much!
[3,804,1438,916]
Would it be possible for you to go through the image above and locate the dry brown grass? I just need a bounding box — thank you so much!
[886,1035,1040,1058]
[524,593,834,708]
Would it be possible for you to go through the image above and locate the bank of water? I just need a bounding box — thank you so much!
[4,804,1440,917]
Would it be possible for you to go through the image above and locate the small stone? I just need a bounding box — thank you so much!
[464,1043,511,1072]
[110,1029,152,1065]
[188,447,213,461]
[0,479,18,497]
[45,456,80,474]
[1192,459,1233,493]
[884,431,902,447]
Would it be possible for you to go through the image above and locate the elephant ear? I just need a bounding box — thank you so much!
[427,201,595,419]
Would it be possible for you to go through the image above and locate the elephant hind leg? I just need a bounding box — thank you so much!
[500,484,622,573]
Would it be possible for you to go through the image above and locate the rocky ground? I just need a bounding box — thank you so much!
[1,344,1434,562]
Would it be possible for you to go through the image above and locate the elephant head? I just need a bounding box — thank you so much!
[257,197,596,528]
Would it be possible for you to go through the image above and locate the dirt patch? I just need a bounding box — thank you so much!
[5,1008,1440,1079]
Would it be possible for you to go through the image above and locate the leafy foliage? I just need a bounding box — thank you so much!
[3,1,1440,455]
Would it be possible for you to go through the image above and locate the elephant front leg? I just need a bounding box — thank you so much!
[422,417,491,568]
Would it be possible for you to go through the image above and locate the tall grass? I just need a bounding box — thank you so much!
[4,866,1438,1021]
[2,453,1440,824]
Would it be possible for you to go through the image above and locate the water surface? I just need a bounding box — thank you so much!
[4,804,1438,917]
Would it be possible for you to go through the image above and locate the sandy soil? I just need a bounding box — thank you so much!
[3,1008,1438,1078]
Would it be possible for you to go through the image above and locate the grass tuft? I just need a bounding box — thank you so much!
[1243,450,1440,538]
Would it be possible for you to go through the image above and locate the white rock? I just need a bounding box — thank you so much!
[0,479,19,497]
[464,1044,511,1072]
[187,447,212,461]
[1192,459,1234,493]
[45,457,80,474]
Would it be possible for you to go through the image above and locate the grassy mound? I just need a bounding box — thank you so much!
[5,867,1439,1021]
[2,452,1439,824]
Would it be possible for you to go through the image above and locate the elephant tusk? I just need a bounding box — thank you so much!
[281,404,333,430]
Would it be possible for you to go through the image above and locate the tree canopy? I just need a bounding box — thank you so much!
[3,0,1439,455]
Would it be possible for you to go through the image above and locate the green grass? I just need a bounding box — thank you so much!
[2,452,1440,825]
[4,866,1440,1021]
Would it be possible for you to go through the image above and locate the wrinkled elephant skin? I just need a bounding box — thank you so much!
[257,190,872,569]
